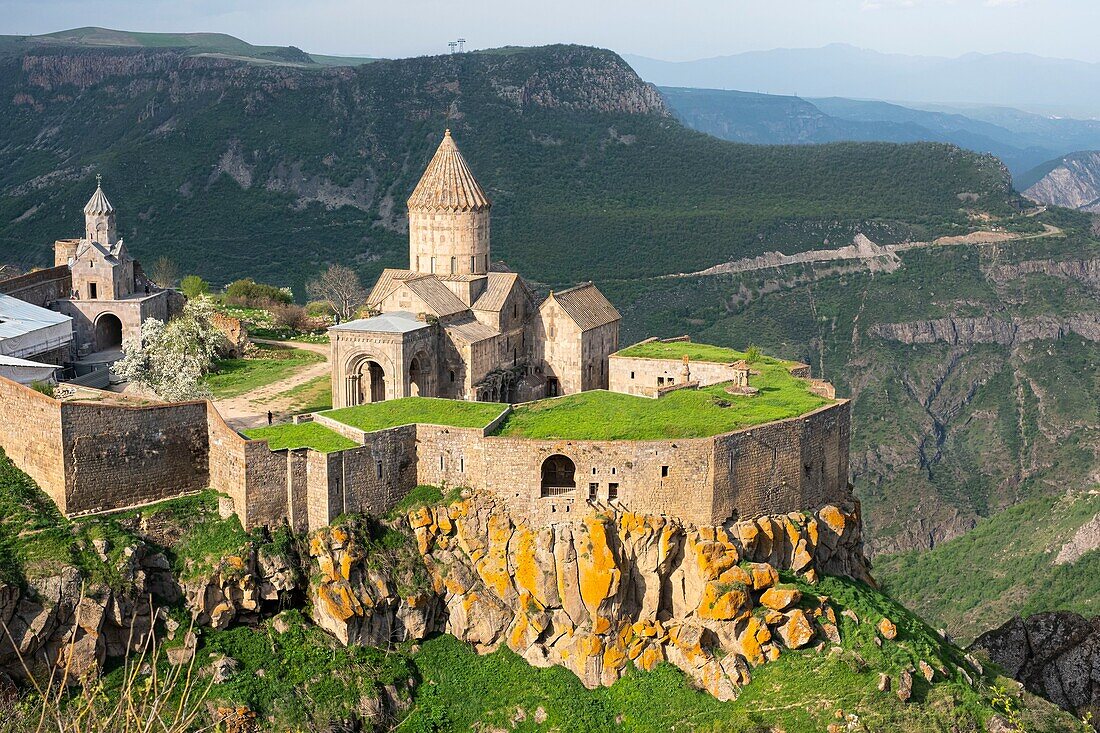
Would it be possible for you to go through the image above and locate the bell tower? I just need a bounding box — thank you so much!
[407,130,491,276]
[84,174,117,246]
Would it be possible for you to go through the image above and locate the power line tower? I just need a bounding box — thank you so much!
[457,38,466,53]
[448,41,457,54]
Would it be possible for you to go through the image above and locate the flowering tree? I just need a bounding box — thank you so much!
[115,299,226,401]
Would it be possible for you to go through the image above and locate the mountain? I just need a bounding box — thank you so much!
[625,45,1100,118]
[659,86,1100,178]
[1022,151,1100,212]
[0,39,1016,298]
[0,26,377,67]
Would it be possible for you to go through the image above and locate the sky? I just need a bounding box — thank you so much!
[1,0,1097,64]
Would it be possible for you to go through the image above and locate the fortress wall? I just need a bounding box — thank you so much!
[0,265,71,307]
[59,400,209,514]
[207,406,249,522]
[711,400,851,523]
[0,377,66,510]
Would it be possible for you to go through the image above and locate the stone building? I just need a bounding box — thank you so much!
[330,131,620,407]
[51,178,173,356]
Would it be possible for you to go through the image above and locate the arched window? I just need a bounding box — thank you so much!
[450,256,456,274]
[540,455,576,497]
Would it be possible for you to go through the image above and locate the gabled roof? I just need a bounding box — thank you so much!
[403,276,469,318]
[329,311,429,335]
[407,130,491,213]
[546,282,621,331]
[84,183,114,216]
[472,272,529,314]
[366,268,412,306]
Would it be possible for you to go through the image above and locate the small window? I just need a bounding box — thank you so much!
[589,483,598,501]
[630,371,635,380]
[591,467,597,475]
[449,370,456,383]
[460,457,465,473]
[513,303,518,318]
[376,461,383,479]
[661,465,669,478]
[549,326,556,338]
[450,256,456,274]
[611,467,617,475]
[439,455,445,471]
[608,483,619,500]
[89,283,98,299]
[470,256,476,271]
[657,377,665,386]
[430,257,437,273]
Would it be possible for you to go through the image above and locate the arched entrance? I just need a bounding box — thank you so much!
[409,354,429,397]
[94,313,123,351]
[540,454,576,497]
[354,360,386,404]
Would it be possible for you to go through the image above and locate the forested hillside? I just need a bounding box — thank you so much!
[0,42,1014,297]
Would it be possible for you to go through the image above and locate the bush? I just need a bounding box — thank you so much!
[29,380,54,397]
[270,303,311,331]
[224,278,292,307]
[180,274,210,299]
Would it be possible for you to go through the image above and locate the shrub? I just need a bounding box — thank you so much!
[224,278,293,307]
[270,303,311,331]
[179,274,210,299]
[29,380,54,397]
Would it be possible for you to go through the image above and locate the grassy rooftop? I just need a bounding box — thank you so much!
[616,341,759,364]
[496,355,830,441]
[243,422,357,453]
[322,397,505,433]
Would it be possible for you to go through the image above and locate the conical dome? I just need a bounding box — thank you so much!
[407,130,491,213]
[84,182,114,216]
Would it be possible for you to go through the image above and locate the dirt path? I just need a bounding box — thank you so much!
[213,338,331,430]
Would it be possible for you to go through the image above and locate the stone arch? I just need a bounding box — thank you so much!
[345,352,394,406]
[540,454,576,497]
[409,351,431,397]
[94,312,123,351]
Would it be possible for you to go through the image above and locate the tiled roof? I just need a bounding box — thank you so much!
[83,183,114,216]
[407,130,491,213]
[329,311,429,335]
[549,283,621,331]
[472,272,524,314]
[366,268,412,306]
[444,316,500,345]
[404,276,469,318]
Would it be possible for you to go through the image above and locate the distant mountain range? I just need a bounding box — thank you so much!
[626,45,1100,119]
[658,86,1100,180]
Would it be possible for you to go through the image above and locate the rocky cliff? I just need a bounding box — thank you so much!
[972,611,1100,730]
[1025,151,1100,213]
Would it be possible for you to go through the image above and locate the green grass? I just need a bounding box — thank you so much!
[496,360,829,441]
[615,341,763,364]
[202,344,324,399]
[274,373,332,413]
[322,397,506,433]
[878,490,1100,644]
[243,421,357,453]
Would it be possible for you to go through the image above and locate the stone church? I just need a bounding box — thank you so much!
[330,131,621,407]
[52,178,174,356]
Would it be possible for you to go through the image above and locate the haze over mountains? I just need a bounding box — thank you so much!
[625,44,1100,119]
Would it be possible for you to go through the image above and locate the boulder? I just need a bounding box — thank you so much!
[776,610,816,649]
[759,587,801,611]
[877,617,898,640]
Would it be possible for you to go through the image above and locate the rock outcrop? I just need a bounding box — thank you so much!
[310,492,872,700]
[1055,513,1100,566]
[971,612,1100,730]
[1024,151,1100,214]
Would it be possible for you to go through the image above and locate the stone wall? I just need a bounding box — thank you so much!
[0,265,72,307]
[59,399,209,514]
[609,355,744,397]
[0,377,66,509]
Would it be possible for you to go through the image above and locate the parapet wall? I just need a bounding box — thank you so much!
[0,376,66,509]
[609,355,746,398]
[0,265,71,307]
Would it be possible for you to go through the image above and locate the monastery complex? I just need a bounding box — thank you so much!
[0,131,852,534]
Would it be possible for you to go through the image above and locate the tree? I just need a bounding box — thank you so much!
[114,299,227,401]
[180,275,210,299]
[306,265,366,322]
[148,256,180,288]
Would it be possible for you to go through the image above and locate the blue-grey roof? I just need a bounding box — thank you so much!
[0,294,72,339]
[329,310,430,335]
